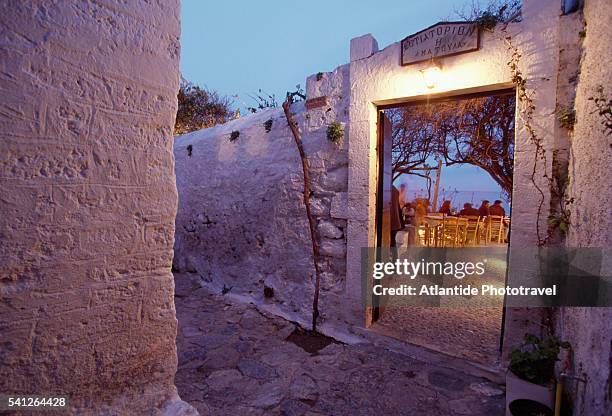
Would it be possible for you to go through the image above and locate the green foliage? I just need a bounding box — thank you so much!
[247,89,278,113]
[509,334,569,385]
[175,78,235,135]
[457,0,522,31]
[326,122,344,145]
[229,130,240,142]
[476,11,501,31]
[557,107,576,130]
[578,29,586,38]
[316,72,323,81]
[285,84,306,103]
[263,118,273,133]
[547,211,571,233]
[588,85,612,138]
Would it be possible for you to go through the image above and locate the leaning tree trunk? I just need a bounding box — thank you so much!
[282,92,322,332]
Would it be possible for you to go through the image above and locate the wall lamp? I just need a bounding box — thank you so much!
[420,61,442,89]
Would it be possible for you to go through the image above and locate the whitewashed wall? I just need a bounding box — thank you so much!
[0,1,193,414]
[173,64,351,328]
[562,0,612,414]
[173,0,610,413]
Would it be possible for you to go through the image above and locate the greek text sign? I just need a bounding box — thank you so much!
[401,22,479,65]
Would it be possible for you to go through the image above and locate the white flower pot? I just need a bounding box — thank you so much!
[505,371,555,416]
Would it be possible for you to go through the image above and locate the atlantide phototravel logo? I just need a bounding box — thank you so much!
[362,247,608,308]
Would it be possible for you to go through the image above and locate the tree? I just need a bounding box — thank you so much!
[440,95,515,195]
[174,78,235,135]
[389,106,438,181]
[390,94,516,197]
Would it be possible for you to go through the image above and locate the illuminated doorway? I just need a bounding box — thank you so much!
[372,89,516,366]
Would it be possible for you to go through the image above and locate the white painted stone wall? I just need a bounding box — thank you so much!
[174,0,562,335]
[173,1,610,412]
[562,0,612,414]
[173,64,351,328]
[345,0,564,345]
[0,1,194,414]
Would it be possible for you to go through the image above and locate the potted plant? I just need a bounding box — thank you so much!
[505,334,569,416]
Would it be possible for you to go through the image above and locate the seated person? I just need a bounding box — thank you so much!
[438,200,452,215]
[459,202,480,216]
[478,200,490,217]
[489,200,506,217]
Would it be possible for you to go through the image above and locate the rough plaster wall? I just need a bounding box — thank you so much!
[563,0,612,414]
[173,64,351,328]
[0,1,191,414]
[345,0,563,344]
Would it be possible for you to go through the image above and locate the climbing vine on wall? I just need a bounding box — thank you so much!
[467,0,572,245]
[502,26,552,245]
[588,85,612,140]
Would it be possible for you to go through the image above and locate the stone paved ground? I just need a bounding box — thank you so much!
[174,273,505,415]
[373,306,502,365]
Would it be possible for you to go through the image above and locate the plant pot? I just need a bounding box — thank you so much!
[508,399,553,416]
[505,371,555,416]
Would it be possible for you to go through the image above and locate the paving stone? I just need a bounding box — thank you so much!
[447,397,480,415]
[277,322,297,339]
[290,373,318,402]
[251,382,286,409]
[428,369,469,391]
[469,381,504,397]
[203,346,240,370]
[181,326,201,338]
[238,358,278,380]
[317,343,344,355]
[205,369,244,391]
[178,348,207,370]
[280,399,312,416]
[240,309,263,329]
[189,333,231,350]
[174,278,505,415]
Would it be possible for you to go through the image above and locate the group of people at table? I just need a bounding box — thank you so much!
[391,185,509,247]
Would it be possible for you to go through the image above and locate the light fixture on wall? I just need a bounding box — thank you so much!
[420,60,442,89]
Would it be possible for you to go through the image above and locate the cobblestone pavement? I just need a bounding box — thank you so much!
[374,306,502,365]
[174,273,505,416]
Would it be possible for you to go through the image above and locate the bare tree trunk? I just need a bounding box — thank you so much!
[282,92,322,332]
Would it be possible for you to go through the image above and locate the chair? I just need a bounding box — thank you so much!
[440,216,467,247]
[485,215,505,244]
[463,216,481,246]
[456,217,469,247]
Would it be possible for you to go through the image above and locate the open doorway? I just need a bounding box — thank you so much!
[371,90,516,367]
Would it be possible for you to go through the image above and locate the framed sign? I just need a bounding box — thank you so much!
[401,21,479,66]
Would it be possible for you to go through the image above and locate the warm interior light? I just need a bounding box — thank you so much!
[420,64,442,89]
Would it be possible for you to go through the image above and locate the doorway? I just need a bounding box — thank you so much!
[371,89,516,366]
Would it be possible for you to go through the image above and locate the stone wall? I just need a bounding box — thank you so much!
[172,1,611,413]
[561,0,612,414]
[0,1,192,413]
[173,64,351,328]
[173,0,564,338]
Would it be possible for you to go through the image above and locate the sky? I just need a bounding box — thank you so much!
[180,0,467,107]
[179,0,507,206]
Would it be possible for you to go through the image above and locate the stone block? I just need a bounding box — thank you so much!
[317,220,343,239]
[330,192,348,219]
[319,239,347,259]
[350,34,379,62]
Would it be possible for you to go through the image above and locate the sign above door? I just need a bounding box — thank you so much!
[401,22,479,66]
